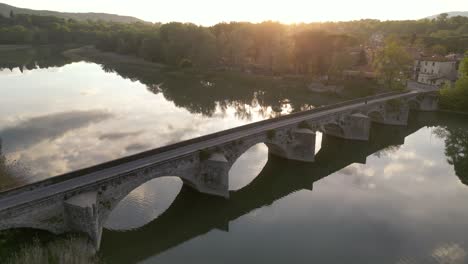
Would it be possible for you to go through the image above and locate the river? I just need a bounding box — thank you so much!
[1,47,468,264]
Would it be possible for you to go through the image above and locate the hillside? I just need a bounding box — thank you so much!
[426,11,468,19]
[0,2,144,23]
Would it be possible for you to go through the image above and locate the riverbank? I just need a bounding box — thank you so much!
[438,109,468,116]
[63,46,165,70]
[3,235,101,264]
[0,45,33,51]
[63,46,385,102]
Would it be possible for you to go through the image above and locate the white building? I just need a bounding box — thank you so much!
[414,57,458,87]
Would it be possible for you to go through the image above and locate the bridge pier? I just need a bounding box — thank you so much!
[419,95,439,111]
[268,129,316,162]
[64,192,102,250]
[324,113,371,141]
[197,153,229,198]
[383,105,409,126]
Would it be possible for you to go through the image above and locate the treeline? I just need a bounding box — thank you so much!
[440,53,468,111]
[96,22,359,75]
[0,46,73,71]
[0,12,122,44]
[1,12,467,74]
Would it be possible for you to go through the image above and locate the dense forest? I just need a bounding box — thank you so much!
[1,11,467,76]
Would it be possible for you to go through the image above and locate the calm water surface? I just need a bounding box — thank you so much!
[1,49,468,263]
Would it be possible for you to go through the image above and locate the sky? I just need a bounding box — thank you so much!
[3,0,468,25]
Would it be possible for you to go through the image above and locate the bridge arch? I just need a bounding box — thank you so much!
[104,176,183,231]
[224,136,288,167]
[97,166,201,222]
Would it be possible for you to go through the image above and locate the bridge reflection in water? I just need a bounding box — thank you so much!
[99,112,468,264]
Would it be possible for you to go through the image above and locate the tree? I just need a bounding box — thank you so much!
[328,51,354,81]
[437,13,449,23]
[439,54,468,111]
[357,49,367,66]
[459,52,468,78]
[434,127,468,186]
[291,30,355,76]
[138,35,163,62]
[431,44,447,55]
[372,39,411,90]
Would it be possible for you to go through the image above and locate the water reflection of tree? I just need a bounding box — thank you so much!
[0,46,74,71]
[0,139,21,191]
[434,127,468,186]
[95,61,340,120]
[0,139,12,189]
[373,145,402,158]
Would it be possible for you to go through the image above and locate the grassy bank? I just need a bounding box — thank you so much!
[439,80,468,113]
[5,236,102,264]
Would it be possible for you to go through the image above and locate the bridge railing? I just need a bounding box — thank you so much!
[0,90,435,199]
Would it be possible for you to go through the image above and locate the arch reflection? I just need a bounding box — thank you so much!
[104,177,183,231]
[229,143,268,191]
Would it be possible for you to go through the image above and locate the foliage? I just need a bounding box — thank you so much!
[357,49,367,66]
[341,79,378,97]
[0,2,142,23]
[179,58,193,68]
[1,12,467,74]
[434,127,468,186]
[373,39,412,90]
[430,44,448,55]
[439,55,468,111]
[5,237,102,264]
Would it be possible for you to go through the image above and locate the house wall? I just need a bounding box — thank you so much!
[416,60,457,86]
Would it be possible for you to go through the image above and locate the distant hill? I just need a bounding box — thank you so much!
[425,11,468,19]
[0,2,145,23]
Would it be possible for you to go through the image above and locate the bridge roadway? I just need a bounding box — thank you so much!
[0,90,429,212]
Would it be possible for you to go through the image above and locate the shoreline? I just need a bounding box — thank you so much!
[0,44,33,51]
[437,109,468,116]
[62,46,386,100]
[63,46,165,70]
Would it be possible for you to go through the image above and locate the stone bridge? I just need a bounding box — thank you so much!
[100,113,439,263]
[0,90,439,249]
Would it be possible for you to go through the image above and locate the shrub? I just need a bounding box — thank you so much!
[179,58,193,68]
[6,237,102,264]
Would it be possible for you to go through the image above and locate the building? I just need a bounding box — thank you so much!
[414,56,459,87]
